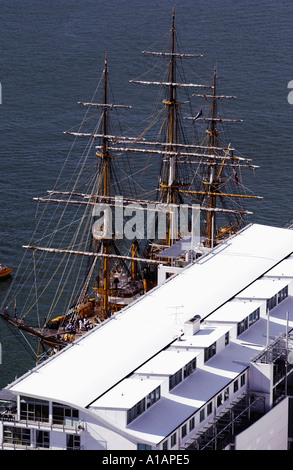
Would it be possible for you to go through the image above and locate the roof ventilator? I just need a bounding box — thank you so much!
[184,315,201,336]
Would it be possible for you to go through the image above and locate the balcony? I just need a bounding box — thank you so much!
[0,403,80,431]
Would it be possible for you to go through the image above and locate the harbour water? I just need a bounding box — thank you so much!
[0,0,293,390]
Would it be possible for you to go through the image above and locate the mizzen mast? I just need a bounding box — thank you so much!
[185,65,261,247]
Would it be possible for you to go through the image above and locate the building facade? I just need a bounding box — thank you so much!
[1,223,293,450]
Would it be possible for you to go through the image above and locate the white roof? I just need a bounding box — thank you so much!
[172,324,232,349]
[90,378,164,410]
[265,256,293,278]
[136,349,200,376]
[107,297,293,446]
[236,278,289,300]
[7,224,293,409]
[206,299,263,323]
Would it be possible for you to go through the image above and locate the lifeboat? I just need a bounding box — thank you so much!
[0,264,12,279]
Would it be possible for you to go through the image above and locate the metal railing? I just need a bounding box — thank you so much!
[0,410,80,431]
[181,393,265,451]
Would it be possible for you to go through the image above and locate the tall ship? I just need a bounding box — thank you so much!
[1,9,293,453]
[0,9,260,361]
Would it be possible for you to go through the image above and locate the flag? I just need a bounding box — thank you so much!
[233,168,239,187]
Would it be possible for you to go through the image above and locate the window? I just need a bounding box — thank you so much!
[207,402,213,416]
[183,358,197,379]
[181,424,187,438]
[233,379,239,393]
[240,373,246,387]
[171,432,177,448]
[138,443,152,450]
[200,408,205,422]
[189,416,195,432]
[238,308,260,336]
[52,403,79,427]
[162,440,168,450]
[20,397,49,423]
[127,398,146,425]
[248,307,260,327]
[217,393,223,407]
[267,294,277,312]
[3,426,30,446]
[127,386,160,425]
[224,387,229,402]
[204,342,216,362]
[225,332,229,346]
[169,369,182,390]
[66,434,81,450]
[237,317,248,336]
[36,430,50,449]
[146,386,160,408]
[278,286,288,303]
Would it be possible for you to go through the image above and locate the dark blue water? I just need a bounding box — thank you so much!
[0,0,293,389]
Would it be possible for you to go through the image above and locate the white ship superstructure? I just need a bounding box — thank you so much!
[1,223,293,450]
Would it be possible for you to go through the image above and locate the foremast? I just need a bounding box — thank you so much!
[27,56,168,327]
[64,55,122,321]
[161,10,187,246]
[45,56,143,321]
[100,56,111,318]
[0,56,158,354]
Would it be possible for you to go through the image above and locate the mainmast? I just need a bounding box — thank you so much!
[128,8,209,247]
[205,66,220,247]
[165,9,177,205]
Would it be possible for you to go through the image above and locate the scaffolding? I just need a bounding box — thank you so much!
[181,392,265,450]
[182,331,293,450]
[252,331,293,366]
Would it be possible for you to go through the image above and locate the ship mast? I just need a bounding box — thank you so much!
[74,55,114,321]
[163,10,180,246]
[165,9,177,205]
[129,8,209,247]
[205,66,219,247]
[100,55,111,318]
[22,56,149,327]
[108,8,260,251]
[92,56,134,320]
[184,65,261,247]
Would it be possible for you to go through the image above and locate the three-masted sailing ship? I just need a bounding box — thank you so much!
[0,9,260,360]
